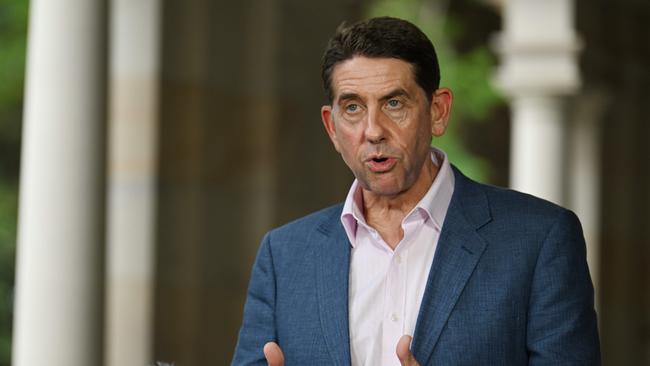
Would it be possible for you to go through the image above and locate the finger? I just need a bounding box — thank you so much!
[263,341,285,366]
[396,335,420,366]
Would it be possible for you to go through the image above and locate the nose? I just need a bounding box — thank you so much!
[364,106,387,144]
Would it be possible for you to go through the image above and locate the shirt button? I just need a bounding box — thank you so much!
[390,313,399,322]
[395,255,402,264]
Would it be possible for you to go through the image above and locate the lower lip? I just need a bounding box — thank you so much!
[366,158,397,172]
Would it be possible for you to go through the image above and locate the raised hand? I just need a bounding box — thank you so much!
[263,341,285,366]
[396,335,421,366]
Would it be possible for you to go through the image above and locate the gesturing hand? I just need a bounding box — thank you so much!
[263,341,285,366]
[262,335,420,366]
[396,335,421,366]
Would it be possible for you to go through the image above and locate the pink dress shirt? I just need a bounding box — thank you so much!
[341,148,455,366]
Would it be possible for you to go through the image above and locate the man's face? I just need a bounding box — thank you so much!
[321,56,452,197]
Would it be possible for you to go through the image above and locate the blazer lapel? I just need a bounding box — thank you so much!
[411,168,492,365]
[315,210,352,366]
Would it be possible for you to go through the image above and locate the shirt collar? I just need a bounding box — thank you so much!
[340,147,455,247]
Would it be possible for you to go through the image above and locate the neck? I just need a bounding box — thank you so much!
[361,158,438,249]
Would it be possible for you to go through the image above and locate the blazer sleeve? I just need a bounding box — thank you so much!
[526,209,601,365]
[231,233,277,366]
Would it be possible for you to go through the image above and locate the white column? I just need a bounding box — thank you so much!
[13,0,107,365]
[509,96,564,203]
[105,1,160,365]
[494,0,581,205]
[495,0,601,301]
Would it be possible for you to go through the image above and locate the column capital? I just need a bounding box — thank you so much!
[492,0,582,96]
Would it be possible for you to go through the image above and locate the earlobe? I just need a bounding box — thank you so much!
[430,88,453,137]
[321,105,341,152]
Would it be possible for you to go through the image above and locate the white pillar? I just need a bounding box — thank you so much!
[13,0,107,365]
[494,0,601,300]
[509,96,564,203]
[494,0,581,205]
[105,0,160,365]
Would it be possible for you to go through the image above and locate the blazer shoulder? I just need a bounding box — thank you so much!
[455,174,586,270]
[454,169,577,236]
[458,168,565,218]
[484,183,566,219]
[259,203,345,272]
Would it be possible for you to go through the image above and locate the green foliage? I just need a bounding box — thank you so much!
[366,0,503,181]
[0,0,27,179]
[0,0,28,364]
[0,0,28,102]
[0,181,16,365]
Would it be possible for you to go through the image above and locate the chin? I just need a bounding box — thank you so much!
[365,181,404,196]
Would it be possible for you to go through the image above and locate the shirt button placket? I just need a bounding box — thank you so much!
[382,252,406,365]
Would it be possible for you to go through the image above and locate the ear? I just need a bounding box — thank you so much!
[429,88,453,137]
[321,105,341,152]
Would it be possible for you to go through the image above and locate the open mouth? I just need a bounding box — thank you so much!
[367,156,395,172]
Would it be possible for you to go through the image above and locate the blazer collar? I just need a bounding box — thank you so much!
[410,165,492,364]
[314,207,352,366]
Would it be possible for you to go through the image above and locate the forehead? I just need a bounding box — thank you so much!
[330,56,419,101]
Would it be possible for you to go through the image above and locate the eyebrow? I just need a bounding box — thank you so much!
[337,92,361,104]
[336,88,410,104]
[380,88,410,101]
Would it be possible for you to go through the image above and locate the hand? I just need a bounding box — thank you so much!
[396,335,421,366]
[263,341,285,366]
[263,336,419,366]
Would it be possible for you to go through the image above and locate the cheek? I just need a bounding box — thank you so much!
[397,128,431,166]
[333,134,356,160]
[335,127,362,152]
[385,108,409,124]
[398,124,428,150]
[415,117,434,147]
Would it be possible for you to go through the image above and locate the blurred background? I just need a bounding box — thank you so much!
[0,0,648,365]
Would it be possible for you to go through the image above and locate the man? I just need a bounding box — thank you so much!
[232,17,600,366]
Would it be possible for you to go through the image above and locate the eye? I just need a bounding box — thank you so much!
[386,99,402,109]
[346,104,360,113]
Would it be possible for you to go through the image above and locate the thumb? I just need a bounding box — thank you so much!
[263,341,285,366]
[396,335,420,366]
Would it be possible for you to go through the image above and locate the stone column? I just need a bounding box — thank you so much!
[104,0,161,365]
[509,96,565,202]
[494,0,601,299]
[494,0,581,205]
[12,0,107,365]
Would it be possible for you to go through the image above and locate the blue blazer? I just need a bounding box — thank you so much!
[232,167,600,365]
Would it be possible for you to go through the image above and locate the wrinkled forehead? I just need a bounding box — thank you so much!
[329,56,420,102]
